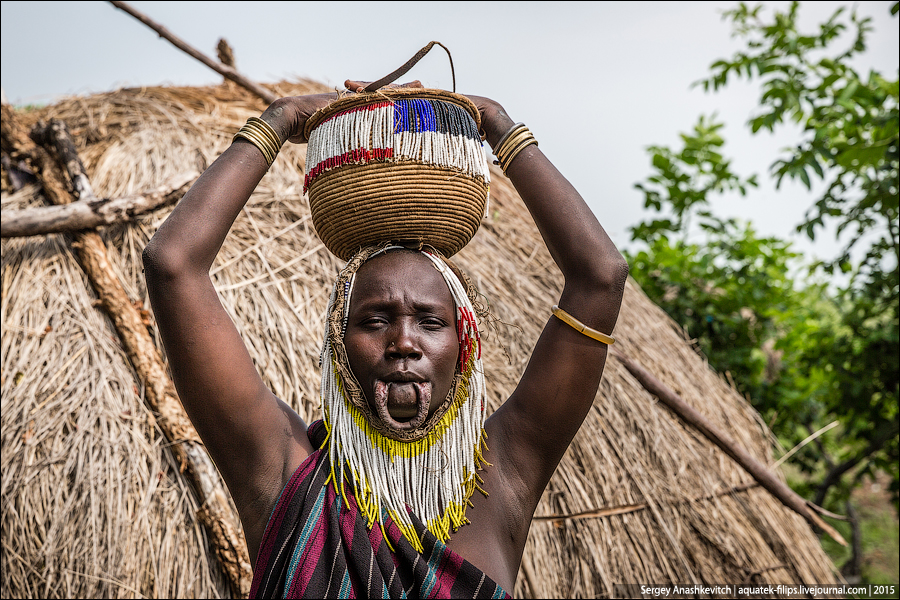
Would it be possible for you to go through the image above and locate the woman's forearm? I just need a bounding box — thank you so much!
[479,103,628,293]
[143,140,269,275]
[143,96,333,276]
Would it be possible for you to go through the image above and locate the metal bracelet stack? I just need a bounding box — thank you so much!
[233,117,283,168]
[492,122,538,175]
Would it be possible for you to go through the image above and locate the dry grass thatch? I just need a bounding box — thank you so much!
[1,80,841,598]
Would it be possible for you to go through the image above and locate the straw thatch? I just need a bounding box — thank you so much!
[1,80,841,599]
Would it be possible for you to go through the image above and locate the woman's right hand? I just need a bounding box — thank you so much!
[264,80,426,145]
[259,93,340,145]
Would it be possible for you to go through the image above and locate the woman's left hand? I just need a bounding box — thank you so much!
[259,94,340,145]
[464,95,515,150]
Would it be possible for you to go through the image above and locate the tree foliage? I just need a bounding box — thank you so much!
[699,1,899,295]
[627,0,899,538]
[629,116,791,407]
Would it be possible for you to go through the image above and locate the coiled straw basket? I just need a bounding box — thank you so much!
[302,47,490,261]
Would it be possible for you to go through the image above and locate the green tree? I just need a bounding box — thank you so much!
[628,0,898,582]
[628,116,792,406]
[696,0,899,509]
[627,116,828,424]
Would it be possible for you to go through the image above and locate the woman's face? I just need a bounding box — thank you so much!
[343,251,460,432]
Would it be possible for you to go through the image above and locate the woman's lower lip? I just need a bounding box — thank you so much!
[373,380,431,430]
[386,382,418,408]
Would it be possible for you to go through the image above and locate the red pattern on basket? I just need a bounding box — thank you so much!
[304,102,395,193]
[303,148,394,190]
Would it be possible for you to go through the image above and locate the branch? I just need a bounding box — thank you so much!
[770,420,839,469]
[612,350,848,546]
[887,209,900,266]
[842,499,863,582]
[30,119,95,201]
[813,420,900,507]
[808,421,837,470]
[21,116,252,597]
[108,1,278,104]
[533,482,761,523]
[1,171,197,238]
[2,105,69,206]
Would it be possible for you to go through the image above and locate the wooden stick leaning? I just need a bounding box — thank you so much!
[108,0,278,104]
[533,482,762,523]
[1,171,198,238]
[13,114,252,597]
[611,350,847,547]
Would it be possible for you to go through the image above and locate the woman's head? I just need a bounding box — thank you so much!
[318,244,487,545]
[321,244,482,441]
[343,249,460,431]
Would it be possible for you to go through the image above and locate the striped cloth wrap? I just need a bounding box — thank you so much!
[249,421,510,599]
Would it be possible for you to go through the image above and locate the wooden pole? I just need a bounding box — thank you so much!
[533,482,762,524]
[108,1,278,104]
[13,114,252,597]
[612,351,848,547]
[2,104,70,206]
[1,171,197,238]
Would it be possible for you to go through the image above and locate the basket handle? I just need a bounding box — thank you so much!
[361,41,456,93]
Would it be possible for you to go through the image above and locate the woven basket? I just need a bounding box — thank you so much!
[302,88,490,261]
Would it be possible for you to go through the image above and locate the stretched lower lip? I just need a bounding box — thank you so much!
[373,380,431,431]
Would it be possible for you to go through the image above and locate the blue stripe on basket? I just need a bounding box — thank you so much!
[392,99,479,139]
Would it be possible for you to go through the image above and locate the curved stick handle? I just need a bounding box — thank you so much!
[362,41,456,92]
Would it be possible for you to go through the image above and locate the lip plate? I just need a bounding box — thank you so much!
[373,377,431,430]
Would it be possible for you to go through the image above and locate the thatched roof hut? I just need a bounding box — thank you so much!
[1,79,841,598]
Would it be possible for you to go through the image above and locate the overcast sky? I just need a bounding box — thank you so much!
[2,1,898,265]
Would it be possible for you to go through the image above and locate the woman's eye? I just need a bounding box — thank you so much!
[421,318,446,329]
[361,317,387,328]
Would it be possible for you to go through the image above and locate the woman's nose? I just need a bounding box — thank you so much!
[387,323,421,359]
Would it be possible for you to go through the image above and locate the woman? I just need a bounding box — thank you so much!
[143,81,628,598]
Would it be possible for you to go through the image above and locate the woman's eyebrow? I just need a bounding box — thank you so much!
[351,298,453,314]
[412,300,454,314]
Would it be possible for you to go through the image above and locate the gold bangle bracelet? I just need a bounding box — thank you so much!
[492,122,526,156]
[233,117,283,167]
[247,117,282,149]
[495,128,532,163]
[551,305,616,345]
[234,130,275,165]
[501,136,537,174]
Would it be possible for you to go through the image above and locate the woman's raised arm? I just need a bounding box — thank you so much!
[470,95,629,513]
[142,93,335,564]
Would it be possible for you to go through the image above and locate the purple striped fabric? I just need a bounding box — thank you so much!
[249,421,511,599]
